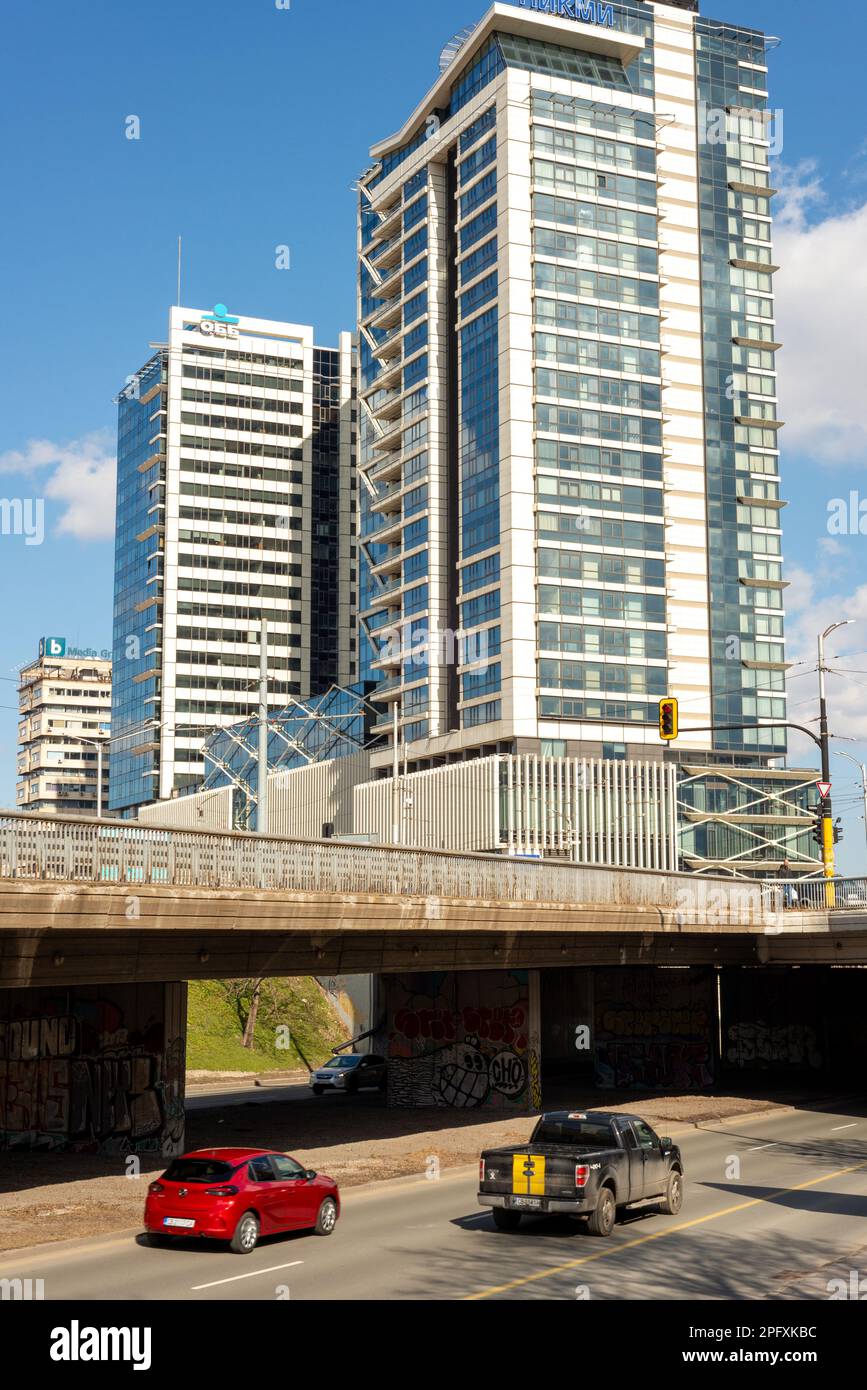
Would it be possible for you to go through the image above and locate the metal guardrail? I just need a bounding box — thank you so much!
[762,878,867,912]
[0,809,774,923]
[2,811,863,921]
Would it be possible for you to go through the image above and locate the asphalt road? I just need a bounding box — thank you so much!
[2,1103,866,1301]
[186,1082,313,1110]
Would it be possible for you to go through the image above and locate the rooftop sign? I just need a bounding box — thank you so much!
[199,303,240,340]
[39,638,112,661]
[514,0,616,26]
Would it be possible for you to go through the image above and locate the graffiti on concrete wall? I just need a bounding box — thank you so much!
[386,973,533,1109]
[594,969,715,1091]
[0,988,186,1154]
[726,1022,822,1070]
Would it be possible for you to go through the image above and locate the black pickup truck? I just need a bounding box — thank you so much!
[478,1110,684,1238]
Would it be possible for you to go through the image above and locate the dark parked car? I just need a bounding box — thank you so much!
[309,1053,388,1096]
[478,1110,684,1237]
[144,1148,340,1253]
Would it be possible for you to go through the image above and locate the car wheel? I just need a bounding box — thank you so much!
[314,1197,338,1236]
[587,1186,616,1238]
[312,1085,324,1096]
[230,1211,260,1255]
[345,1076,358,1095]
[661,1169,684,1216]
[491,1208,522,1232]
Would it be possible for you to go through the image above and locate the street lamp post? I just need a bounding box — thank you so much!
[76,736,107,818]
[818,620,854,903]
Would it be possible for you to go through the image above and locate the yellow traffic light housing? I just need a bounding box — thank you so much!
[659,698,679,742]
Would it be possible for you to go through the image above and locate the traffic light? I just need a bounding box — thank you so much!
[811,814,824,849]
[659,698,679,742]
[833,818,844,846]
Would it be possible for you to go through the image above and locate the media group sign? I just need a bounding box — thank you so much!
[39,637,112,661]
[515,0,616,25]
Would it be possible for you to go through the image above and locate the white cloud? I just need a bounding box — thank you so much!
[0,431,116,541]
[785,564,867,748]
[774,163,867,463]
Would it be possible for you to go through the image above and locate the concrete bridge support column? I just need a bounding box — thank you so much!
[0,982,187,1155]
[379,968,542,1112]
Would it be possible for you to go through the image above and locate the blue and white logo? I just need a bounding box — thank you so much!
[39,637,66,658]
[202,303,240,325]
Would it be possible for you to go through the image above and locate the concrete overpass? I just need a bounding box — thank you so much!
[2,812,866,1150]
[1,810,867,990]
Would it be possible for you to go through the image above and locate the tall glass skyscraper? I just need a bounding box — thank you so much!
[357,0,786,783]
[110,306,356,817]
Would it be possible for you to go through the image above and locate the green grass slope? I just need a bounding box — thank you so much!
[186,977,347,1074]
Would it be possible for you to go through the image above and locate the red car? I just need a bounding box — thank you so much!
[144,1147,340,1254]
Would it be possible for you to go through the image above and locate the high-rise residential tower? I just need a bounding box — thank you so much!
[357,0,786,786]
[109,306,356,817]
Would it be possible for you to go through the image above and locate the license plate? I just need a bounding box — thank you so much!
[512,1197,542,1210]
[164,1217,196,1229]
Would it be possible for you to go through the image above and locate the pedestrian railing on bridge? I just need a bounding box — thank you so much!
[0,808,771,924]
[763,878,867,912]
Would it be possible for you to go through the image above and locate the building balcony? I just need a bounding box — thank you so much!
[370,545,403,579]
[371,261,404,302]
[365,513,403,547]
[367,297,403,335]
[369,482,403,516]
[370,234,403,274]
[366,386,402,422]
[373,415,405,454]
[374,323,404,362]
[372,201,403,244]
[370,453,404,485]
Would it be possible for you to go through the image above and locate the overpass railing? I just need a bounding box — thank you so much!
[763,878,867,912]
[0,809,781,923]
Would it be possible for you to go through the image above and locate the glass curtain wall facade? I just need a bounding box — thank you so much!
[695,16,785,754]
[110,308,356,817]
[357,0,787,782]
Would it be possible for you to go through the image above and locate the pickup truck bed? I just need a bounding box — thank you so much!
[478,1110,684,1237]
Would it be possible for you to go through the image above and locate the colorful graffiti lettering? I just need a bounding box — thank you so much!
[387,973,532,1111]
[726,1022,822,1070]
[0,988,186,1154]
[595,1041,713,1091]
[394,1005,527,1050]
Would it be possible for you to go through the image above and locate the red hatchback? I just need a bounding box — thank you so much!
[144,1148,340,1254]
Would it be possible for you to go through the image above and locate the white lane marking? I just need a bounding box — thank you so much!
[748,1142,780,1152]
[831,1123,858,1131]
[191,1260,303,1291]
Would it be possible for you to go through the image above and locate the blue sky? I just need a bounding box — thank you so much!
[2,0,867,869]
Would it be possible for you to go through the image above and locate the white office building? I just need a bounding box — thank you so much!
[16,639,112,815]
[110,306,356,816]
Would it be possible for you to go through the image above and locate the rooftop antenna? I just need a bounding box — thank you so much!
[176,236,182,307]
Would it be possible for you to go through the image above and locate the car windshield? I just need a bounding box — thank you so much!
[163,1158,237,1184]
[322,1057,360,1069]
[530,1120,616,1149]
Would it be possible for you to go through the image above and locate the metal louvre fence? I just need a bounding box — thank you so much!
[0,809,780,920]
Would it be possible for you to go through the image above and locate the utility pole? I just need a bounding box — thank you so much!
[818,621,853,904]
[257,619,269,836]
